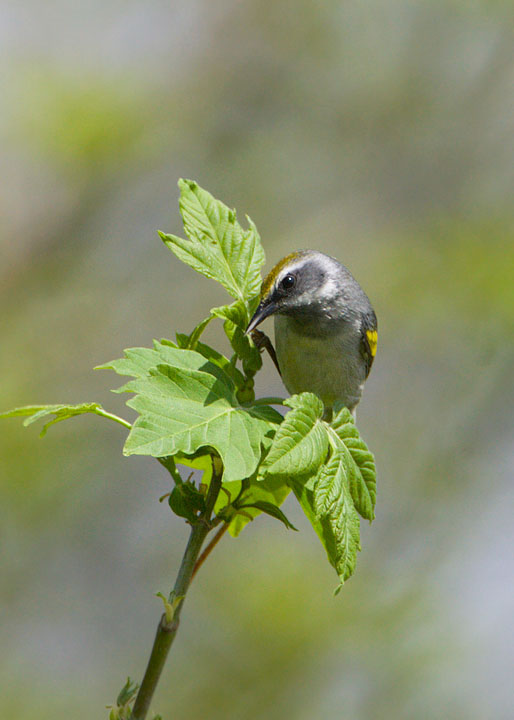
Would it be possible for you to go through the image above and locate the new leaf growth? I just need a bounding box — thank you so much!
[2,179,377,588]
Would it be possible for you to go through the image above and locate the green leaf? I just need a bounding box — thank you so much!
[168,481,206,523]
[175,332,246,389]
[238,500,297,531]
[159,179,265,303]
[174,452,213,486]
[101,342,281,483]
[292,449,361,586]
[178,300,262,383]
[211,301,262,378]
[180,314,214,350]
[116,678,139,707]
[329,405,377,521]
[260,393,329,479]
[99,341,235,394]
[210,300,248,326]
[0,402,131,436]
[228,476,291,536]
[117,362,281,483]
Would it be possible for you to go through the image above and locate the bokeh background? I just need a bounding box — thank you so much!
[1,2,513,718]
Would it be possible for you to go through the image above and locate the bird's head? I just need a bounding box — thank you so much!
[246,250,357,334]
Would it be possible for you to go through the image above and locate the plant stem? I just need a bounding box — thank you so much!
[93,407,132,429]
[249,396,286,406]
[131,466,222,720]
[191,522,228,583]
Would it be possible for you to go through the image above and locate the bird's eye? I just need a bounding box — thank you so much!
[280,274,296,291]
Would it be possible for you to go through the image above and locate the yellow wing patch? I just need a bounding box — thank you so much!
[366,329,378,357]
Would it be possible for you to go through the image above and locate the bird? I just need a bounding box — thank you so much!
[246,250,377,415]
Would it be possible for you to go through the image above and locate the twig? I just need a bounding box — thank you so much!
[191,523,229,583]
[130,463,223,720]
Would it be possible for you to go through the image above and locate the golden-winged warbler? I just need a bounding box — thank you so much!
[246,250,377,414]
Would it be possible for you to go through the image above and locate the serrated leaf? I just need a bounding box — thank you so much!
[210,299,248,327]
[329,405,377,520]
[292,450,361,585]
[260,393,328,479]
[178,301,262,382]
[160,179,265,303]
[175,333,246,389]
[99,341,235,394]
[120,363,281,483]
[0,402,130,436]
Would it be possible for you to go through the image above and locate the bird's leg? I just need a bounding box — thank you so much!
[250,329,281,376]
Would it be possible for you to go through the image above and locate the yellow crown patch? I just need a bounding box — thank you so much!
[260,251,305,299]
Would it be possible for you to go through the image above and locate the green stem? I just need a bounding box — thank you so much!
[93,408,132,429]
[190,522,228,583]
[131,464,223,720]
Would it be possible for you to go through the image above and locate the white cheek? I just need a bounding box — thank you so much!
[321,275,339,297]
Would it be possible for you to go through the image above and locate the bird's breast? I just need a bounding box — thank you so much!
[274,315,365,411]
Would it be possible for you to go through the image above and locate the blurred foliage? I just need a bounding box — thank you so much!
[1,1,513,718]
[10,69,149,174]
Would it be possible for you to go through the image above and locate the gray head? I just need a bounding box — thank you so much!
[247,250,375,333]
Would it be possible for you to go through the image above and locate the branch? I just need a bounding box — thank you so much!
[130,462,223,720]
[191,522,228,583]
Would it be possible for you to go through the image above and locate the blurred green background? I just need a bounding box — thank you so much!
[1,2,513,718]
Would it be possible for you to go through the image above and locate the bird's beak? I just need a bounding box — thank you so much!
[245,299,277,334]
